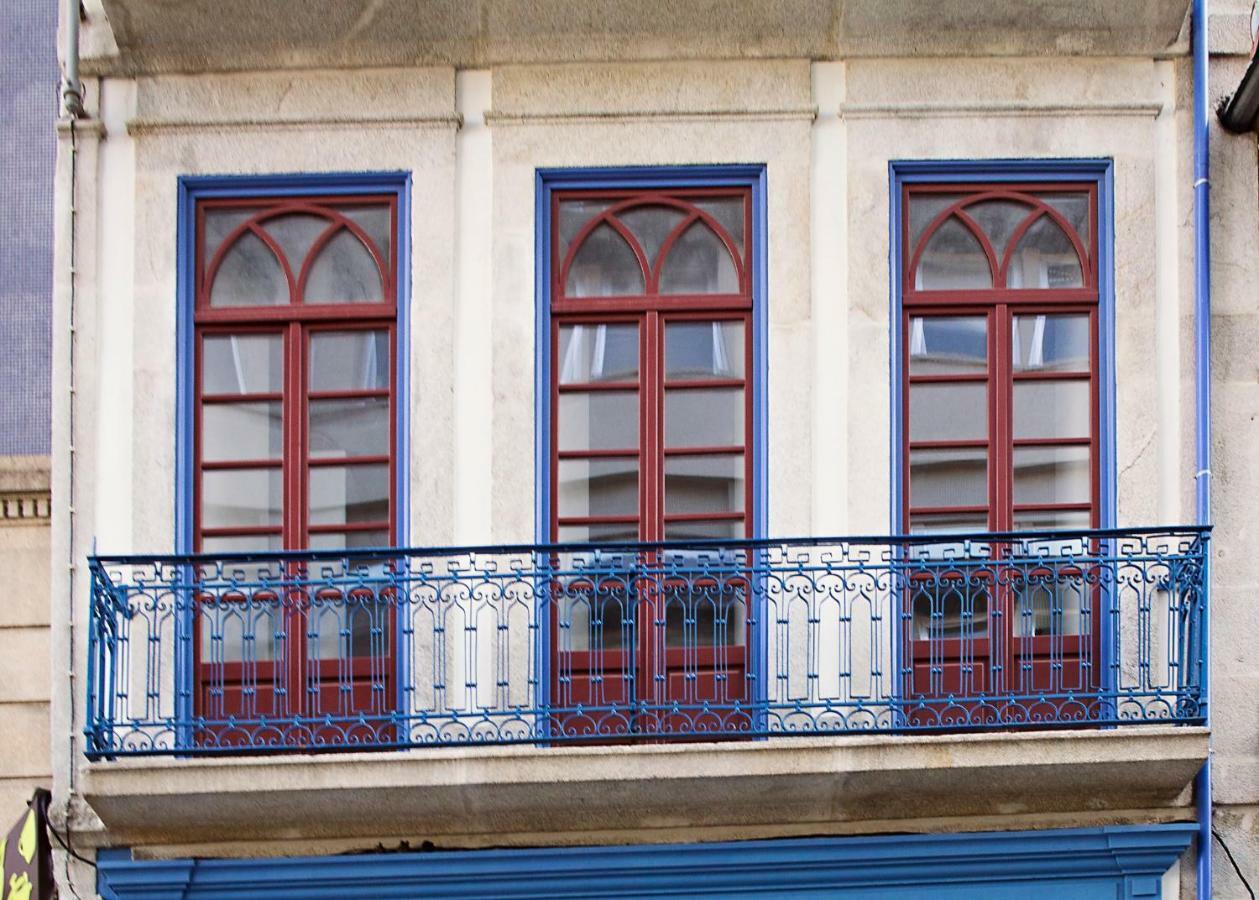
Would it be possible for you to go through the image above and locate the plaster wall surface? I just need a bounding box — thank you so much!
[44,22,1256,900]
[1202,46,1259,899]
[0,456,52,818]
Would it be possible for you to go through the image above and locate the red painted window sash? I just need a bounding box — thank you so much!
[549,190,755,720]
[191,196,399,729]
[900,184,1101,699]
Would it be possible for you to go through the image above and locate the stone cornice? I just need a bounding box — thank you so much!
[0,456,52,522]
[0,493,51,522]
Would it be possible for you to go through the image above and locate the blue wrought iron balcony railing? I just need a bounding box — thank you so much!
[85,527,1207,758]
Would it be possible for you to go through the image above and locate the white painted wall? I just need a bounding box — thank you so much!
[48,40,1250,895]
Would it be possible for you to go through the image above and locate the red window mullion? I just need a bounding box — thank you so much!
[286,322,305,550]
[643,311,662,544]
[284,320,306,710]
[993,306,1011,533]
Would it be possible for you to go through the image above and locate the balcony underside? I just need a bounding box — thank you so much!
[87,0,1191,76]
[83,726,1206,851]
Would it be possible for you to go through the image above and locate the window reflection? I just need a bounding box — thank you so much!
[1012,315,1089,372]
[909,316,987,375]
[914,217,992,290]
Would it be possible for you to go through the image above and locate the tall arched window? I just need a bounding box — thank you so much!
[193,194,399,740]
[901,181,1100,712]
[549,187,755,737]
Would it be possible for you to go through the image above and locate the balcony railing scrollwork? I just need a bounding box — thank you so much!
[85,526,1207,758]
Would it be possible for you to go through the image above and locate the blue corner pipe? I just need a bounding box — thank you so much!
[1192,0,1212,897]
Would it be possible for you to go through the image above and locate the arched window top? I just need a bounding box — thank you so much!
[907,188,1094,293]
[201,199,393,308]
[557,193,748,299]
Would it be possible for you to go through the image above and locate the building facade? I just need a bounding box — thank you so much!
[0,0,57,834]
[49,1,1259,897]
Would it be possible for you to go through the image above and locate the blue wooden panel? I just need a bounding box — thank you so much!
[98,824,1194,899]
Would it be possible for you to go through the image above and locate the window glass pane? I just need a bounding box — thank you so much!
[209,230,289,307]
[1013,445,1091,505]
[558,200,612,259]
[203,208,257,260]
[665,387,744,448]
[908,193,968,251]
[341,204,393,267]
[202,468,283,528]
[1037,191,1091,256]
[559,584,633,652]
[911,583,989,641]
[309,397,390,459]
[259,214,330,276]
[616,206,687,267]
[200,533,285,584]
[694,197,746,257]
[309,464,390,526]
[309,331,390,391]
[908,316,986,376]
[659,222,738,294]
[1014,578,1087,638]
[558,324,638,384]
[557,391,638,452]
[1009,518,1095,580]
[909,447,986,508]
[203,334,283,395]
[200,533,284,554]
[914,216,992,290]
[1005,214,1083,289]
[1013,380,1090,439]
[556,522,640,544]
[960,200,1035,261]
[557,458,639,518]
[1012,509,1092,532]
[907,513,991,560]
[1012,314,1090,372]
[665,321,744,381]
[908,383,986,442]
[308,530,391,550]
[304,229,384,303]
[201,598,280,662]
[310,592,392,661]
[566,223,645,297]
[202,402,283,462]
[664,582,747,648]
[665,454,745,515]
[663,519,745,541]
[909,512,990,535]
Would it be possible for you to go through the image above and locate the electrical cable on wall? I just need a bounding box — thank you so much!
[59,0,84,887]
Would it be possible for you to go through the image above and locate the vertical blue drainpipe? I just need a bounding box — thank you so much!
[1192,0,1213,897]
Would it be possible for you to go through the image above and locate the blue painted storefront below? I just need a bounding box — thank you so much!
[98,824,1194,899]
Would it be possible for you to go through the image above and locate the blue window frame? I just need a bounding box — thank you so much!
[889,160,1118,718]
[534,165,769,730]
[173,172,413,736]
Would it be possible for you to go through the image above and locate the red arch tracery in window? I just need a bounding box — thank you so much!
[200,203,394,306]
[906,189,1095,293]
[556,195,750,300]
